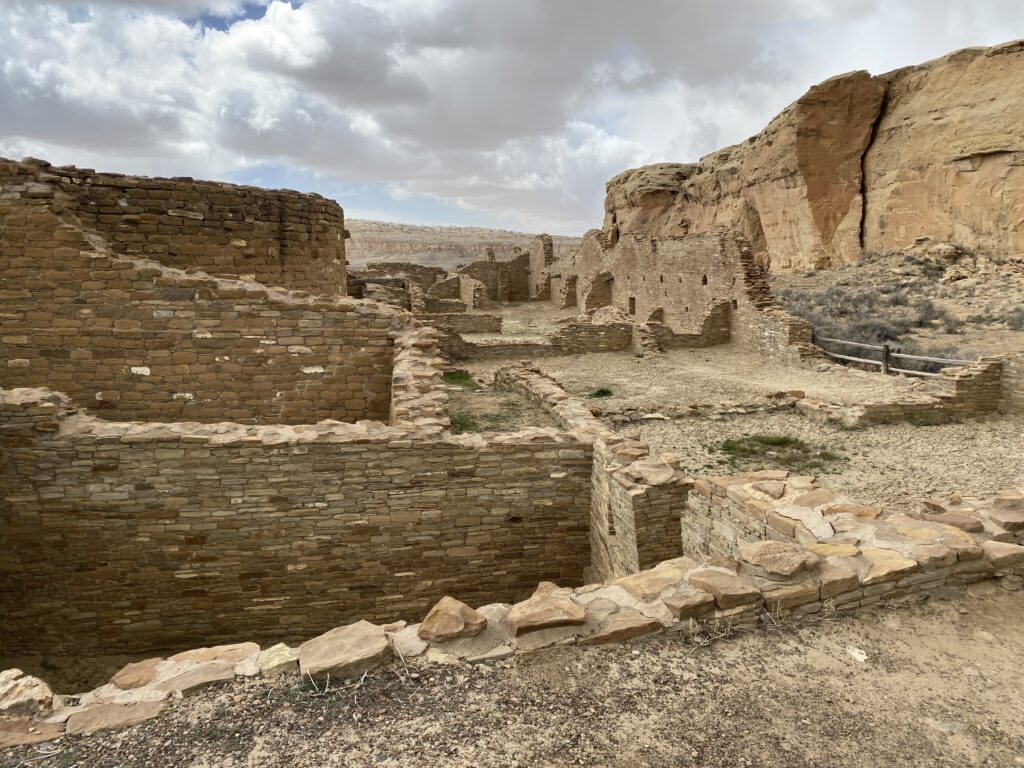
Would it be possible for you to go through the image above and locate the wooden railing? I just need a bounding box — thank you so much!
[813,335,973,378]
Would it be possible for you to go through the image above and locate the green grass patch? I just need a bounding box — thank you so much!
[443,371,481,390]
[587,387,614,398]
[449,412,481,434]
[710,434,844,472]
[478,400,522,429]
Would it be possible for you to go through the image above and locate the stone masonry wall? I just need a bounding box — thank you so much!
[0,388,593,656]
[797,359,1004,427]
[1001,353,1024,416]
[566,227,813,360]
[438,321,634,362]
[0,168,395,424]
[3,158,346,295]
[361,262,446,291]
[494,366,691,581]
[681,470,1024,614]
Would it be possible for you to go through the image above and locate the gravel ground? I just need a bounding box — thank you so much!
[469,347,943,408]
[629,412,1024,511]
[6,589,1023,768]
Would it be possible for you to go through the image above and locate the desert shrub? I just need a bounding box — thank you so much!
[587,387,614,398]
[966,308,1024,329]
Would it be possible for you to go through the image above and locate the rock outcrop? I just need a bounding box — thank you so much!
[602,40,1024,270]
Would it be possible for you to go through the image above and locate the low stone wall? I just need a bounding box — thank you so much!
[797,359,1004,426]
[494,366,691,580]
[1001,352,1024,416]
[591,393,800,426]
[6,476,1021,748]
[0,388,593,657]
[438,320,634,362]
[683,471,1024,609]
[418,313,503,335]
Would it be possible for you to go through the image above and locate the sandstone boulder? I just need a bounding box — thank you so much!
[580,608,662,646]
[257,643,299,677]
[0,669,53,717]
[661,583,715,620]
[613,563,688,601]
[418,596,487,642]
[859,547,918,585]
[298,620,391,680]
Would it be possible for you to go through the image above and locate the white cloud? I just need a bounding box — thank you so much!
[2,0,1024,234]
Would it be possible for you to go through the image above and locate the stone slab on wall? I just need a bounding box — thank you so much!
[0,390,593,656]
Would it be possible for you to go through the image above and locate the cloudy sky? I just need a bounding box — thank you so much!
[2,1,1023,234]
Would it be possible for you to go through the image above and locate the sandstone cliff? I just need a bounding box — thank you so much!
[603,40,1024,270]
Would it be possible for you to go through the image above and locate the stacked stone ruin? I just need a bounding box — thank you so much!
[2,154,1024,748]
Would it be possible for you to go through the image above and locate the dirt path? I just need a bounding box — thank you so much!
[7,589,1022,768]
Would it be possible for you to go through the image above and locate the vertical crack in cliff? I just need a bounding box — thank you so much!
[859,82,890,252]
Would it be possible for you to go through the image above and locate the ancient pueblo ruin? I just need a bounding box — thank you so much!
[2,38,1024,760]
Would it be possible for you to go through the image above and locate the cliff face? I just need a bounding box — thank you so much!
[603,40,1024,270]
[864,41,1024,258]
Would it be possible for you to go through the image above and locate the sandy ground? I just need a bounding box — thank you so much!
[630,412,1024,511]
[445,381,558,432]
[469,347,941,407]
[7,588,1023,768]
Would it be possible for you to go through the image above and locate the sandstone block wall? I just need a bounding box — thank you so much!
[417,313,503,335]
[0,389,593,656]
[797,359,1004,427]
[361,262,446,291]
[4,158,346,294]
[457,252,531,304]
[1000,353,1024,416]
[572,230,744,333]
[1,161,395,424]
[494,367,691,581]
[437,320,635,362]
[528,234,555,299]
[556,227,812,359]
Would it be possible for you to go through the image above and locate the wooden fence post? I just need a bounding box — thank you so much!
[881,342,891,375]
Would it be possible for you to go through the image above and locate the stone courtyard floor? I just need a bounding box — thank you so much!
[6,588,1023,767]
[468,346,940,408]
[629,412,1024,512]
